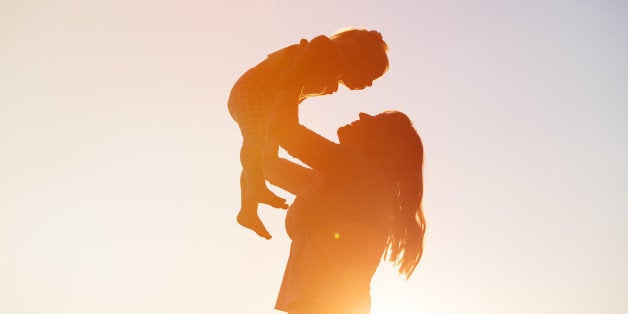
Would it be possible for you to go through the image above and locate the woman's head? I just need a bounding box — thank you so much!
[330,28,389,90]
[338,111,426,278]
[337,111,419,166]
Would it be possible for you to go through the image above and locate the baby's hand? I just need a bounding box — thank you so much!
[321,69,340,95]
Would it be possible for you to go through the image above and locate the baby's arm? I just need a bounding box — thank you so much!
[269,82,381,188]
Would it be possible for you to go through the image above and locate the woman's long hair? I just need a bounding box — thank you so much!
[368,111,426,278]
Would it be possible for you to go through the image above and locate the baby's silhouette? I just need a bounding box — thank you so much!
[228,28,389,239]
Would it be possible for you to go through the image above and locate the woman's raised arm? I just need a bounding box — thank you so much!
[269,85,378,186]
[264,154,317,196]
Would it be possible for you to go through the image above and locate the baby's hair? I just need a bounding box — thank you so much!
[330,28,389,81]
[331,28,389,54]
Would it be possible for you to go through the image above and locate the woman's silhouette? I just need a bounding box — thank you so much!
[266,83,426,313]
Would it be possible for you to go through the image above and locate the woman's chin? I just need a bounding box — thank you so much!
[337,125,351,143]
[336,127,345,141]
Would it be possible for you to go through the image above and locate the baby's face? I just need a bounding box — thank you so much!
[339,66,378,90]
[340,77,373,90]
[338,55,387,91]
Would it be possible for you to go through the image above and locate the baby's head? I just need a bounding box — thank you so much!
[331,28,389,90]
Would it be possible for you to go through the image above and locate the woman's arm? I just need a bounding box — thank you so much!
[269,85,377,186]
[264,155,317,196]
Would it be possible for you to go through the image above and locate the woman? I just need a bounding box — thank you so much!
[264,79,426,314]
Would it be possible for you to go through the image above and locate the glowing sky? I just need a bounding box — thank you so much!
[1,0,627,313]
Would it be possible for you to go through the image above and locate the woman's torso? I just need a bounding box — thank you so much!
[277,170,390,312]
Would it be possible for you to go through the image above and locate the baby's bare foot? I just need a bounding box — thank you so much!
[237,211,271,239]
[247,187,288,209]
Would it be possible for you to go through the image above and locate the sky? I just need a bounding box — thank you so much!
[1,0,627,313]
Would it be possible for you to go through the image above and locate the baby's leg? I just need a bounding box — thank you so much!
[228,74,286,239]
[237,171,272,239]
[240,143,288,209]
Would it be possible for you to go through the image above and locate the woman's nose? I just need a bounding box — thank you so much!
[359,112,373,119]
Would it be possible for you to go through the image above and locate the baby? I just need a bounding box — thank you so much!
[228,28,389,239]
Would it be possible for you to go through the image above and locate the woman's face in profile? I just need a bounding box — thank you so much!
[337,112,379,147]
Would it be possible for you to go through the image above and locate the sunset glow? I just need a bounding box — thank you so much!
[2,0,627,313]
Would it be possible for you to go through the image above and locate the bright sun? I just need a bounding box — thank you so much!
[369,266,428,314]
